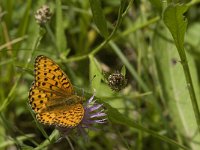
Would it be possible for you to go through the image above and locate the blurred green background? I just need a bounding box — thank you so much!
[1,0,200,149]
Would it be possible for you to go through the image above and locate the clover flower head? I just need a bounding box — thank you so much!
[35,5,52,26]
[108,71,127,91]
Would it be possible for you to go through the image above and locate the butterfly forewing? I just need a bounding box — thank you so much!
[29,83,48,113]
[34,55,74,95]
[29,83,66,113]
[29,55,84,127]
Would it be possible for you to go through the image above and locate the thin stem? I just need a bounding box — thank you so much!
[65,16,159,63]
[187,0,200,7]
[66,136,75,150]
[34,130,59,150]
[0,27,44,111]
[90,0,133,56]
[178,46,200,132]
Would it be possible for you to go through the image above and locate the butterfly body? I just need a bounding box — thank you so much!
[29,55,84,127]
[44,95,84,111]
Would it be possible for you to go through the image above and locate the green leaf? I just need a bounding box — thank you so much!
[14,0,32,54]
[89,0,109,38]
[186,23,200,58]
[121,65,126,76]
[186,23,200,48]
[56,0,67,52]
[152,23,200,150]
[163,4,200,136]
[163,4,188,51]
[89,55,103,92]
[149,0,162,12]
[99,100,189,150]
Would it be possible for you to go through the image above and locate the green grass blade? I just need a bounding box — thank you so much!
[14,0,32,54]
[89,0,108,38]
[100,100,190,150]
[163,3,200,133]
[153,23,200,149]
[56,0,67,53]
[89,55,103,93]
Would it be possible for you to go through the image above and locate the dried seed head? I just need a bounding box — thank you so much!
[108,71,127,91]
[35,5,52,26]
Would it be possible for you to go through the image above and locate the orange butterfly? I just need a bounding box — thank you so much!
[29,55,84,127]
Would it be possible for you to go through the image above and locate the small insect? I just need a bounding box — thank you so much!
[29,55,84,128]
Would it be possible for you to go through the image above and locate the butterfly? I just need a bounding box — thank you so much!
[29,55,85,127]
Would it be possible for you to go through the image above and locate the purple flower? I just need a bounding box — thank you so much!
[56,94,107,140]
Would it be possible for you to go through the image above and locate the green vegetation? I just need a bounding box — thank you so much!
[1,0,200,149]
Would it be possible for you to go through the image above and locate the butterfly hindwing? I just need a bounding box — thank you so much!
[36,104,84,127]
[54,103,84,127]
[29,55,85,127]
[29,83,65,113]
